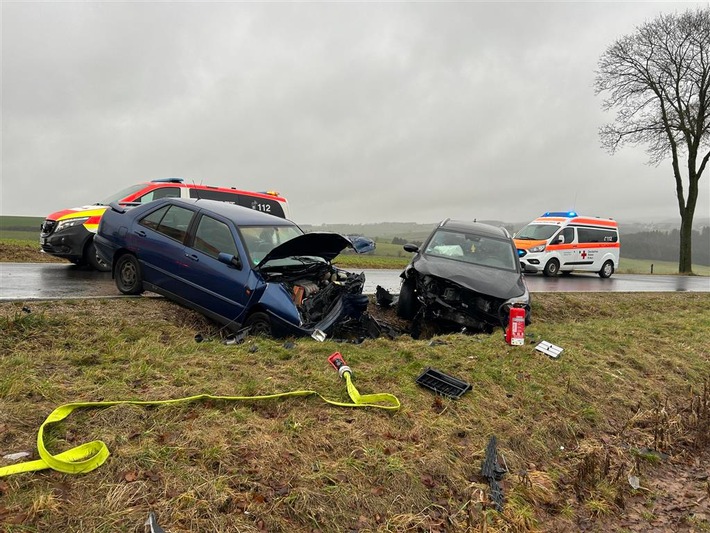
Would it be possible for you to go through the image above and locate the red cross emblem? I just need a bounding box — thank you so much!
[581,251,587,259]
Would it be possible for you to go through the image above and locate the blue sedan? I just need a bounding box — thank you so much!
[94,198,374,338]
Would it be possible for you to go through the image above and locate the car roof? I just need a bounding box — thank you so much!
[439,219,510,239]
[161,198,296,226]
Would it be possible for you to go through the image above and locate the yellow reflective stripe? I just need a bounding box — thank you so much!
[57,208,107,220]
[0,376,399,477]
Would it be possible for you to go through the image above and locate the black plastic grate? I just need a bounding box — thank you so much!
[416,367,472,399]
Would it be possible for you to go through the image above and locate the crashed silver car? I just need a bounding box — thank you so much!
[397,219,531,334]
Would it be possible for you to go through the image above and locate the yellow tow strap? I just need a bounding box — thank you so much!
[0,353,399,477]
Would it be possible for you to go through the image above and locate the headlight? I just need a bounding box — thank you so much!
[55,217,90,233]
[528,244,546,253]
[502,291,530,313]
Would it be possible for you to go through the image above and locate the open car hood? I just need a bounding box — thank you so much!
[256,232,374,268]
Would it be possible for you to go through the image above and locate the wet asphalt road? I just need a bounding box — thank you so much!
[0,263,708,302]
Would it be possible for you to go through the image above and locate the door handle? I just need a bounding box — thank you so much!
[185,253,199,262]
[135,230,146,238]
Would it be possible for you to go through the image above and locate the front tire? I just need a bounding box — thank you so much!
[543,259,560,277]
[245,312,272,337]
[397,279,419,320]
[115,254,144,295]
[599,260,614,278]
[86,240,111,272]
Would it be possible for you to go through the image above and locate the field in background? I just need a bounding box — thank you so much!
[2,215,709,274]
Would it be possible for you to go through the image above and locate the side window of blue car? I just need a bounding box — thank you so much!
[193,215,239,259]
[139,205,195,243]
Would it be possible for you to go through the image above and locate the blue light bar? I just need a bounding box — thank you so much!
[151,177,185,183]
[542,211,577,218]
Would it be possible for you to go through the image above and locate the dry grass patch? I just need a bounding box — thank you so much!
[0,294,708,532]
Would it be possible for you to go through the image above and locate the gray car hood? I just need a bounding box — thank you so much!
[256,232,374,268]
[409,254,526,300]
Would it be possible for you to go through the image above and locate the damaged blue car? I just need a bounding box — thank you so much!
[94,197,374,337]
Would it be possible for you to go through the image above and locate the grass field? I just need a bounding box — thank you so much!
[0,294,708,532]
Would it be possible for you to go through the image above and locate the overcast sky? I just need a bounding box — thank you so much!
[2,1,709,227]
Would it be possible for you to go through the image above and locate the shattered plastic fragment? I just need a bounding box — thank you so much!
[144,511,165,533]
[224,328,249,345]
[312,329,327,342]
[2,452,31,462]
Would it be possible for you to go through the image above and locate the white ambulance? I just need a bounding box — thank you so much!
[514,212,620,278]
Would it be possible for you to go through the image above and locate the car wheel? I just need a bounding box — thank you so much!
[397,279,419,320]
[599,260,614,278]
[115,254,144,295]
[85,240,111,272]
[246,312,272,337]
[543,259,560,277]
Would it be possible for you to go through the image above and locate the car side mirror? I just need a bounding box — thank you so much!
[218,252,242,270]
[403,243,419,253]
[554,235,564,244]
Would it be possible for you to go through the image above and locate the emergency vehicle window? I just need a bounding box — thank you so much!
[137,187,180,203]
[189,189,286,219]
[140,205,194,243]
[516,224,559,240]
[560,227,574,243]
[577,227,618,243]
[193,215,239,259]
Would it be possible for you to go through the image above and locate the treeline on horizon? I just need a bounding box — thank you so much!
[2,216,709,266]
[615,227,710,266]
[392,228,710,266]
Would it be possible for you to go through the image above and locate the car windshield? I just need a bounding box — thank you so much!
[515,223,560,240]
[99,184,148,205]
[240,225,304,265]
[424,229,517,271]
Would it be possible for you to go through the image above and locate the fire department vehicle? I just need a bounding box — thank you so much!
[514,211,620,278]
[40,178,290,271]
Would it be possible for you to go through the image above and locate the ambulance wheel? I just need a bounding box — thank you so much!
[599,260,614,278]
[86,240,111,272]
[543,259,560,277]
[245,312,272,337]
[397,279,419,320]
[115,254,144,295]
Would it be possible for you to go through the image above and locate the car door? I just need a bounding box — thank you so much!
[132,203,197,295]
[179,211,255,324]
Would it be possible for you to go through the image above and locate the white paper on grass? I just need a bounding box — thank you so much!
[535,341,563,358]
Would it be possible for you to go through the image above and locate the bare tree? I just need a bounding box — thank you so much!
[595,8,710,274]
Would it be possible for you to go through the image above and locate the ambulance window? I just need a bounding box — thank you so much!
[561,228,574,243]
[578,227,618,243]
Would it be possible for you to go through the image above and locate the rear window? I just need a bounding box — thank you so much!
[140,205,195,243]
[576,227,618,243]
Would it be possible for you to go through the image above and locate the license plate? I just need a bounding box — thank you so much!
[40,237,46,245]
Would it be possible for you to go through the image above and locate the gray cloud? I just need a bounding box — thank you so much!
[2,1,708,227]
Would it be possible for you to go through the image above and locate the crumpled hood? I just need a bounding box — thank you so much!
[410,254,526,300]
[256,232,375,267]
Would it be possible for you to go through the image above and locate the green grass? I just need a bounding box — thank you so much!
[0,294,709,532]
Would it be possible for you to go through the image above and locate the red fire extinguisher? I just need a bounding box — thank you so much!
[505,305,526,346]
